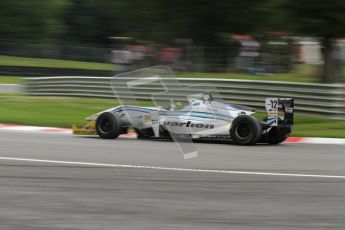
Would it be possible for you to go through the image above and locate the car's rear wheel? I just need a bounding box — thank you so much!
[96,112,122,139]
[266,126,289,144]
[263,117,290,144]
[268,134,288,144]
[230,115,262,145]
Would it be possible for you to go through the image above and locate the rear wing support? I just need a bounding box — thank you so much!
[265,98,294,126]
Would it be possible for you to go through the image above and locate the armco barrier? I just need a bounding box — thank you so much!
[0,66,111,77]
[24,76,345,119]
[0,84,22,94]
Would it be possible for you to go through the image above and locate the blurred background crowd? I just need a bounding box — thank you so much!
[1,0,345,82]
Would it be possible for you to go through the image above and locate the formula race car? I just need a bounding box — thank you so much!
[73,94,294,145]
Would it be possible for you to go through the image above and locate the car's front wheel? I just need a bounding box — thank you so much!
[230,115,262,145]
[96,112,122,139]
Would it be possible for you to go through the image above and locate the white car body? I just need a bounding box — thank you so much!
[74,95,294,145]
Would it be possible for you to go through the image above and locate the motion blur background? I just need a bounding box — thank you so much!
[0,0,345,137]
[1,0,345,82]
[2,3,345,230]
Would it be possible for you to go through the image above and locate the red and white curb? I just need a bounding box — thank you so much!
[0,124,344,145]
[0,124,71,134]
[0,124,136,138]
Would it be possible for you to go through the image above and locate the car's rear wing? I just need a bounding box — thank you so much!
[265,98,294,126]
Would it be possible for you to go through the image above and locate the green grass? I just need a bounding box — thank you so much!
[0,55,327,83]
[0,95,344,138]
[292,115,345,138]
[0,76,21,84]
[6,73,311,84]
[0,95,117,127]
[0,74,316,86]
[255,112,345,138]
[177,64,328,82]
[0,55,113,71]
[0,72,315,85]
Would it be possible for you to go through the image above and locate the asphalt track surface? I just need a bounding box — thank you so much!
[0,130,345,230]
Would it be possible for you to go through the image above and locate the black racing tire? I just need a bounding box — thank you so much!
[96,112,122,139]
[230,115,262,145]
[268,135,288,144]
[266,127,289,144]
[263,117,290,144]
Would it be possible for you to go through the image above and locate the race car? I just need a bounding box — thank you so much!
[73,94,294,145]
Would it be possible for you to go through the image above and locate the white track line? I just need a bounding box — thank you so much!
[0,156,345,179]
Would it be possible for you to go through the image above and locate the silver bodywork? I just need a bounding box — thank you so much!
[87,99,256,138]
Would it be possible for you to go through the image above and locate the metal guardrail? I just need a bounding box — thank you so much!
[0,84,22,94]
[24,76,345,119]
[0,66,112,77]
